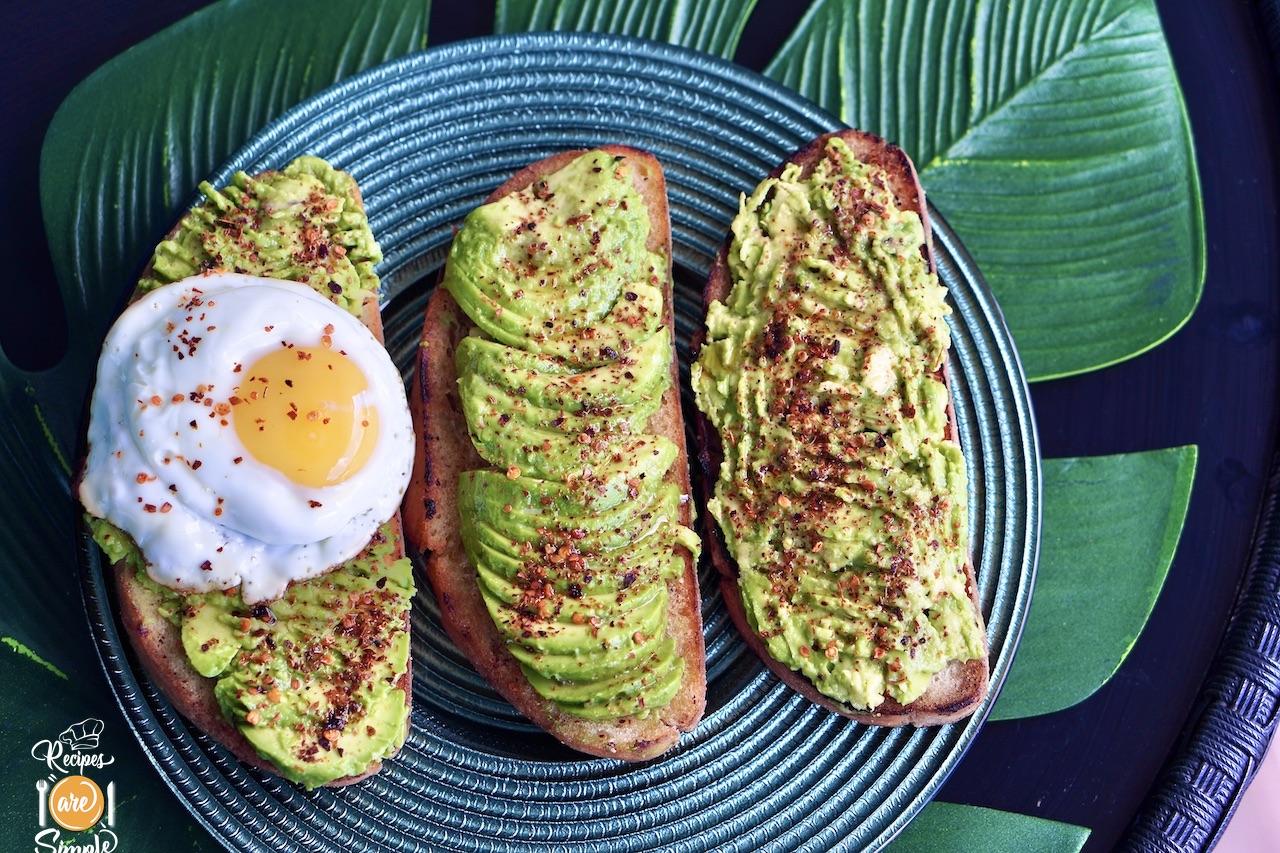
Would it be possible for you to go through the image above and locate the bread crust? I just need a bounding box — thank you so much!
[107,176,410,785]
[403,147,705,760]
[692,130,990,726]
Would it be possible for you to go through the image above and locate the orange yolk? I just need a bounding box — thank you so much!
[233,346,378,487]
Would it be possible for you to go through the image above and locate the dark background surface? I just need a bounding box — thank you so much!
[3,1,1276,850]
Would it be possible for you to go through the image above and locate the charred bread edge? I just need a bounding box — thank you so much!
[403,146,706,760]
[690,130,989,726]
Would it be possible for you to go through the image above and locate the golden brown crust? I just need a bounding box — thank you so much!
[403,147,705,760]
[693,130,989,726]
[110,176,410,785]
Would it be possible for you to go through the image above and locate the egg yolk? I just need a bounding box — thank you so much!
[233,346,378,487]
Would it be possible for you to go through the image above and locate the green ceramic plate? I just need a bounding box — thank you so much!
[79,33,1040,852]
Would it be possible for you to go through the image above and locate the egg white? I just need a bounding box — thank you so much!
[79,273,413,602]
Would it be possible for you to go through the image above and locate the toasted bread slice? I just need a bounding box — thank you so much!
[403,147,705,760]
[693,130,989,726]
[108,174,410,785]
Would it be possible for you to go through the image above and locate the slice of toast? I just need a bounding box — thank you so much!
[403,147,706,760]
[693,130,989,726]
[108,174,411,785]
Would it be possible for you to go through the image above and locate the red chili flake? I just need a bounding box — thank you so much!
[190,460,203,470]
[308,500,323,508]
[233,457,243,464]
[264,325,275,332]
[160,502,172,514]
[200,560,213,571]
[143,504,157,513]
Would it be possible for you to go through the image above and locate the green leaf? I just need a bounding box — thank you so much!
[766,0,1204,381]
[887,802,1089,852]
[991,446,1197,721]
[1,1,429,844]
[495,0,759,59]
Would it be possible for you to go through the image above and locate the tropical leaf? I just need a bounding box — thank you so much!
[887,802,1089,852]
[991,446,1197,721]
[495,0,758,58]
[766,0,1204,381]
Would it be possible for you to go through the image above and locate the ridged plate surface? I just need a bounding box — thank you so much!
[79,33,1040,852]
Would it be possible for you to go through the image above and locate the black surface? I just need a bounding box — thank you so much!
[3,2,1277,851]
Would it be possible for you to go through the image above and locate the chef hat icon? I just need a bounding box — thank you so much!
[57,718,104,752]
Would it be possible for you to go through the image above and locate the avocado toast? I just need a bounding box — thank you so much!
[89,158,413,786]
[692,131,989,725]
[404,147,705,759]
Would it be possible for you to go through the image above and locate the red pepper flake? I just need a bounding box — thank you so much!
[200,560,213,571]
[143,504,157,513]
[308,500,323,508]
[233,456,243,464]
[264,325,274,332]
[160,502,172,514]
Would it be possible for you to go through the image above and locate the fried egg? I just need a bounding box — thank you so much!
[79,273,413,602]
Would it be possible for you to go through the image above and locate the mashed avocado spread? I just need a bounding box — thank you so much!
[444,150,700,720]
[692,138,984,711]
[90,157,412,787]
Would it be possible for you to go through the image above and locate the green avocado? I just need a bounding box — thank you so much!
[692,137,985,711]
[444,149,699,720]
[88,157,413,788]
